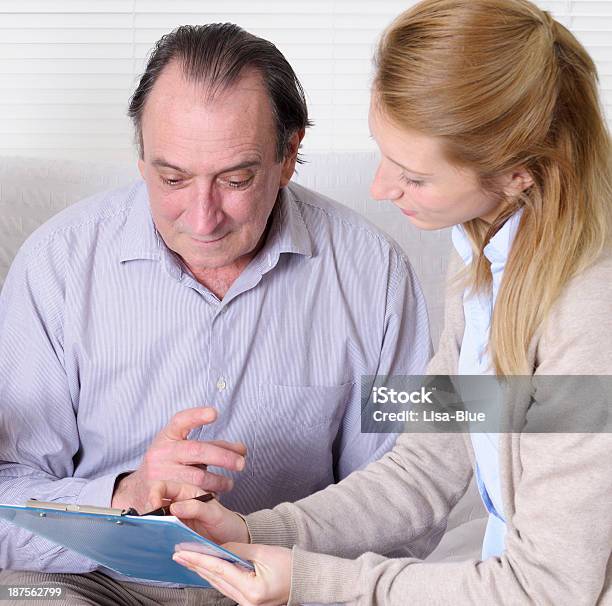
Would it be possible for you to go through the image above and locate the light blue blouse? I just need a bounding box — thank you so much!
[451,210,523,559]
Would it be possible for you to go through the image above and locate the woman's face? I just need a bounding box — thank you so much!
[368,101,501,230]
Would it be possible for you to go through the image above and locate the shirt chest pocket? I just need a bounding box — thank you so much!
[252,382,353,489]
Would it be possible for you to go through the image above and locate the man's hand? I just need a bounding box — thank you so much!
[140,480,250,545]
[173,544,292,606]
[111,407,246,513]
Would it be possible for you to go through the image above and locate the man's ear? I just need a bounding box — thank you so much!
[138,158,145,179]
[279,128,306,187]
[502,168,534,197]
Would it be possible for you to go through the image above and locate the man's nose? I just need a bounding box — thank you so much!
[370,163,403,202]
[187,186,223,235]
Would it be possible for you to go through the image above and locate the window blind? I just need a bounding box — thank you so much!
[0,0,610,160]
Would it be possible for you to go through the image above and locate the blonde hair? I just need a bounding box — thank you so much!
[375,0,612,374]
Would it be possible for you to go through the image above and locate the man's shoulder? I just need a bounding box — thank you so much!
[18,181,142,259]
[287,181,410,267]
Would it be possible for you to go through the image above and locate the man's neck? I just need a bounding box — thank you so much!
[190,262,250,299]
[188,211,277,299]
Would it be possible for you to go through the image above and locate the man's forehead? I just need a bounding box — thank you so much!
[140,62,277,165]
[145,61,270,117]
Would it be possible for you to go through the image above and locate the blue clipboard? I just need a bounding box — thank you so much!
[0,501,254,587]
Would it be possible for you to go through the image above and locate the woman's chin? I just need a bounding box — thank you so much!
[404,214,453,231]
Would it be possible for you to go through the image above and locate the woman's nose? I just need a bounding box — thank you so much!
[370,164,403,201]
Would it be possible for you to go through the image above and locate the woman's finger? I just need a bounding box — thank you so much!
[173,552,253,602]
[174,551,252,588]
[194,569,249,606]
[222,542,259,558]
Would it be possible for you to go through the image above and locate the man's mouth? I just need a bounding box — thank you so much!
[190,233,227,245]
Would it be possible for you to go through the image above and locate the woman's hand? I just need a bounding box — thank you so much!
[145,480,250,545]
[173,543,292,606]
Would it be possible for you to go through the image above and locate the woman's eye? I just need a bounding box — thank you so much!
[400,173,424,188]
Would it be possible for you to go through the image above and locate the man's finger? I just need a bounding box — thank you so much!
[173,440,246,472]
[194,470,234,494]
[160,407,218,442]
[154,466,234,494]
[145,480,206,511]
[206,440,248,457]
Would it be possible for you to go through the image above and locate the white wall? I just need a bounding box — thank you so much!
[0,0,611,161]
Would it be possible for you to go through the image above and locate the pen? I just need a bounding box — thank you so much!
[133,493,215,517]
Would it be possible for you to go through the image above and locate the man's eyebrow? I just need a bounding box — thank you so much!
[219,159,262,173]
[151,158,261,174]
[151,159,191,173]
[386,155,433,177]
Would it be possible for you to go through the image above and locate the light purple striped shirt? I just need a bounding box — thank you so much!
[0,180,431,575]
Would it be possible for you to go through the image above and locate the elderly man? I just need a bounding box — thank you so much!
[0,23,431,605]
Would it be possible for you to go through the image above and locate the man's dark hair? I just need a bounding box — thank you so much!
[128,23,312,162]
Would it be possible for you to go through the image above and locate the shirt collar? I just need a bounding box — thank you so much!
[451,223,474,266]
[266,184,313,260]
[483,208,523,266]
[119,180,161,263]
[118,180,312,266]
[452,208,524,267]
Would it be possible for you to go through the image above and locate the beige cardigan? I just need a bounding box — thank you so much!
[245,250,612,605]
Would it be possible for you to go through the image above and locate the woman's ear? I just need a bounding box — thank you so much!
[502,168,534,197]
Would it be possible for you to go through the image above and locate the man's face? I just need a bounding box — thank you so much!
[138,63,300,274]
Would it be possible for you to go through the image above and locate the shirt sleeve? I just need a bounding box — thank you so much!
[0,237,117,572]
[331,246,433,481]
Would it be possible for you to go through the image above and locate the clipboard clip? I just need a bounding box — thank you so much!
[26,499,136,517]
[26,493,215,517]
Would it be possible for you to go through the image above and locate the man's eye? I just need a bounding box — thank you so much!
[225,175,253,189]
[161,176,182,186]
[226,176,254,189]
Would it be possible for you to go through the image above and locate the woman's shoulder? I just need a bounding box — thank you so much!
[555,247,612,314]
[535,247,612,374]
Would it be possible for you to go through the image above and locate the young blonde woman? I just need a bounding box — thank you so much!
[152,0,611,603]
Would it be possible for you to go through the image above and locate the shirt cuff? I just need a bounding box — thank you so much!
[288,546,363,605]
[244,507,299,549]
[75,471,129,508]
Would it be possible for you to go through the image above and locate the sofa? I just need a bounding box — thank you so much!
[0,152,486,564]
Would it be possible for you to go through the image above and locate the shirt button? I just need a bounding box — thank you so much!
[216,377,227,391]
